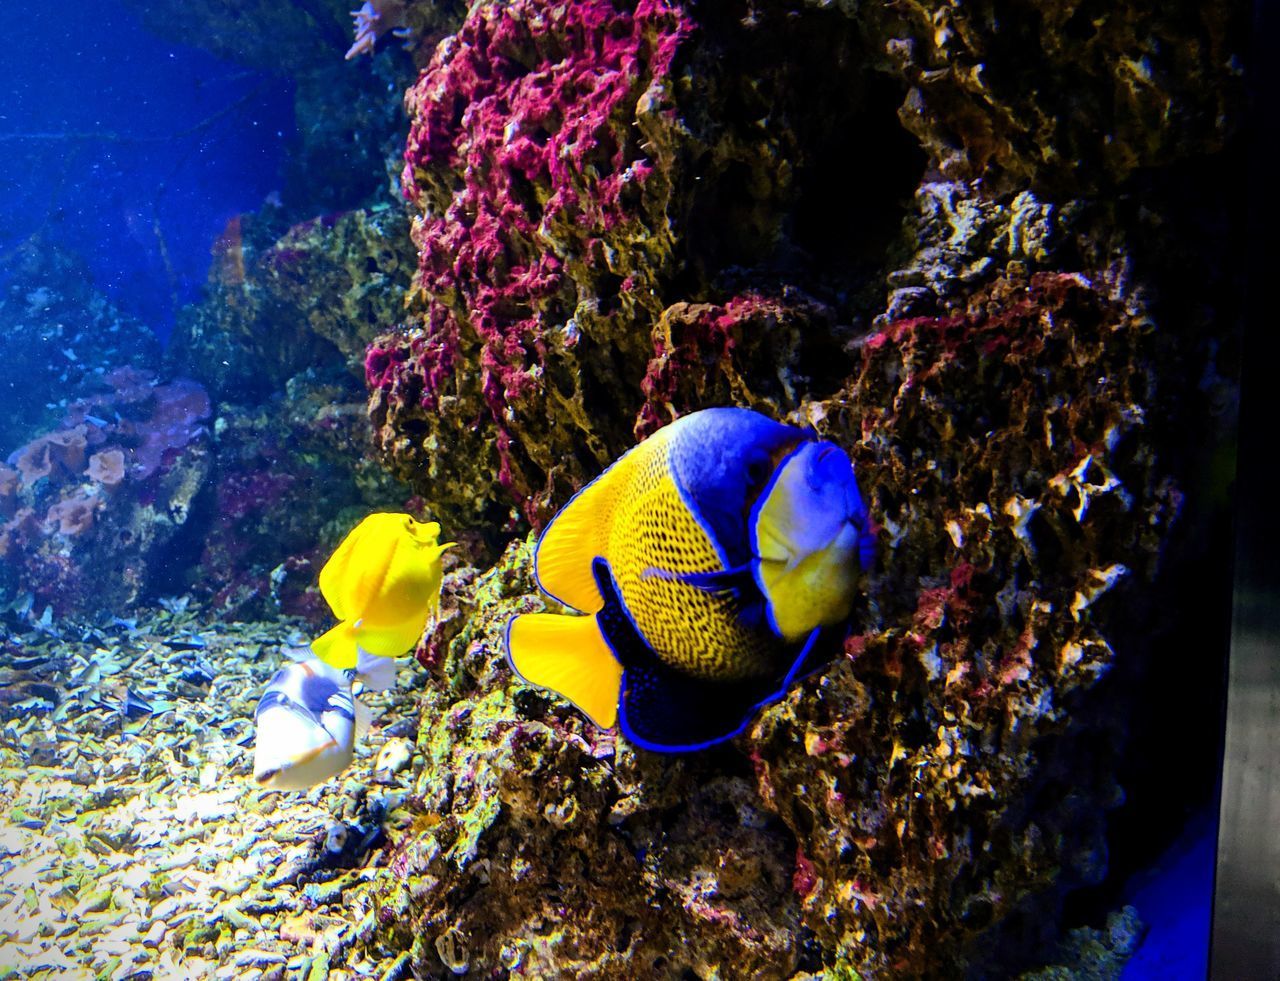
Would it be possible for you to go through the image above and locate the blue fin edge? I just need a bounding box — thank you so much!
[618,626,824,754]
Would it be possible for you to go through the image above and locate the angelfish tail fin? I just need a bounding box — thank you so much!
[311,621,358,670]
[505,612,622,730]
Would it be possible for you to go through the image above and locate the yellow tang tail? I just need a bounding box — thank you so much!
[311,620,359,670]
[506,612,623,730]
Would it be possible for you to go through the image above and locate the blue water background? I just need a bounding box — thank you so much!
[1121,807,1217,980]
[0,0,294,341]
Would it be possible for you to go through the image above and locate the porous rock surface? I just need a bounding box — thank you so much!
[347,0,1240,976]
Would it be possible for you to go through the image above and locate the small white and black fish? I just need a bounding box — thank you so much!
[251,651,394,791]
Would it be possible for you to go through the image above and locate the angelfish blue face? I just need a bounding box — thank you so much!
[753,439,872,569]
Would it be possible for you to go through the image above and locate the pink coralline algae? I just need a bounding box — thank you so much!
[370,0,694,524]
[636,291,841,438]
[59,368,211,480]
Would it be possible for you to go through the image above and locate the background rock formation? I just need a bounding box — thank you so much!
[313,0,1241,976]
[57,0,1240,974]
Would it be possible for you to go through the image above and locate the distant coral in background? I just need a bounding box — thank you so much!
[165,202,418,623]
[0,467,18,520]
[345,0,409,60]
[189,371,408,624]
[86,449,126,491]
[171,206,416,403]
[0,243,161,456]
[0,369,211,616]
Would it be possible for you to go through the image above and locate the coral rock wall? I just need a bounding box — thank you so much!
[343,0,1242,976]
[842,0,1240,191]
[369,0,901,533]
[754,272,1180,974]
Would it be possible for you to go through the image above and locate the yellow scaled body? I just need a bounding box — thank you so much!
[534,422,779,683]
[311,513,453,670]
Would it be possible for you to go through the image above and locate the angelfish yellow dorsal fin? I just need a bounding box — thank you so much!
[506,612,621,730]
[535,445,644,613]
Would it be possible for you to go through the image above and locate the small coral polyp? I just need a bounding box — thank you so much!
[371,0,692,524]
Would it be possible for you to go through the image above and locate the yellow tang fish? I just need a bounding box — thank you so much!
[311,513,453,670]
[505,407,874,752]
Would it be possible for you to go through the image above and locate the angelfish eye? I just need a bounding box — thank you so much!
[745,455,771,486]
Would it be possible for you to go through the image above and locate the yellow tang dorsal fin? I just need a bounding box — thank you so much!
[506,612,622,730]
[535,440,653,613]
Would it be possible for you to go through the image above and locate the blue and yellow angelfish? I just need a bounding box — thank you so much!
[505,407,875,752]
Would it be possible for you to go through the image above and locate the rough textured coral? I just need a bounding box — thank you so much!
[881,183,1072,322]
[369,0,894,535]
[261,207,418,367]
[341,268,1199,978]
[748,271,1183,975]
[636,290,845,438]
[832,0,1242,191]
[335,540,807,977]
[373,0,695,527]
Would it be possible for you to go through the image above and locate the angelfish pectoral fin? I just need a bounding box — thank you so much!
[505,612,622,730]
[641,563,756,596]
[619,656,780,753]
[620,628,831,753]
